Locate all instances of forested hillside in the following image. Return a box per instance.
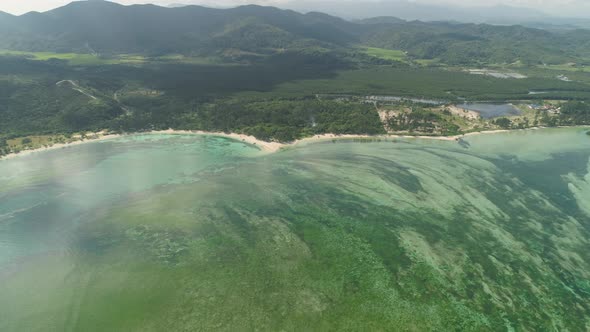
[0,1,357,55]
[0,1,589,65]
[359,21,588,65]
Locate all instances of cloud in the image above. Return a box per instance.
[0,0,71,15]
[0,0,286,14]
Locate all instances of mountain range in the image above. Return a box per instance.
[285,1,549,23]
[162,0,590,29]
[0,1,359,54]
[0,0,588,65]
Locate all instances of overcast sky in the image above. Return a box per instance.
[1,0,589,17]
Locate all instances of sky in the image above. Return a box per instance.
[1,0,589,17]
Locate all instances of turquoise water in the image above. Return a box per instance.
[0,135,258,266]
[1,129,589,331]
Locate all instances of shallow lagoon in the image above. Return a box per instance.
[1,129,589,331]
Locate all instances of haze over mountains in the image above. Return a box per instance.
[284,1,548,23]
[0,0,589,66]
[168,0,590,28]
[283,1,590,29]
[2,0,590,28]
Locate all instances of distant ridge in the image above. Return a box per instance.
[0,1,357,55]
[0,0,587,65]
[0,10,14,17]
[284,0,549,23]
[357,17,406,25]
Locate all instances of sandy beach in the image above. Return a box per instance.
[288,130,513,147]
[0,127,585,161]
[156,129,285,153]
[0,130,285,161]
[0,133,123,161]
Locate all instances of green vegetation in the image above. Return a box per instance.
[1,1,590,67]
[258,67,590,100]
[0,50,230,66]
[0,137,7,155]
[542,63,590,73]
[384,107,462,135]
[165,99,385,142]
[494,117,513,129]
[2,51,590,157]
[361,47,407,62]
[2,1,590,155]
[0,1,356,56]
[0,50,116,65]
[361,21,590,65]
[560,100,590,125]
[2,2,590,329]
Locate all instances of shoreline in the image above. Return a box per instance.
[1,126,588,161]
[0,130,285,161]
[0,133,123,161]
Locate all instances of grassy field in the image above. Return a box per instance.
[0,50,228,66]
[153,54,228,65]
[361,47,407,62]
[0,50,145,65]
[541,63,590,73]
[414,58,442,66]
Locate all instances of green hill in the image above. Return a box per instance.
[360,20,587,65]
[0,1,357,55]
[1,1,589,65]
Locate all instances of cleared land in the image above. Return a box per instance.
[361,47,407,62]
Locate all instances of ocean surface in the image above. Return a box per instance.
[1,129,589,331]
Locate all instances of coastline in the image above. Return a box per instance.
[0,129,286,161]
[1,126,588,161]
[0,133,123,161]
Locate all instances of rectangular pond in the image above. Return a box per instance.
[457,103,521,118]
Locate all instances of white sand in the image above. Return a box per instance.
[0,133,122,161]
[3,127,584,161]
[154,130,284,153]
